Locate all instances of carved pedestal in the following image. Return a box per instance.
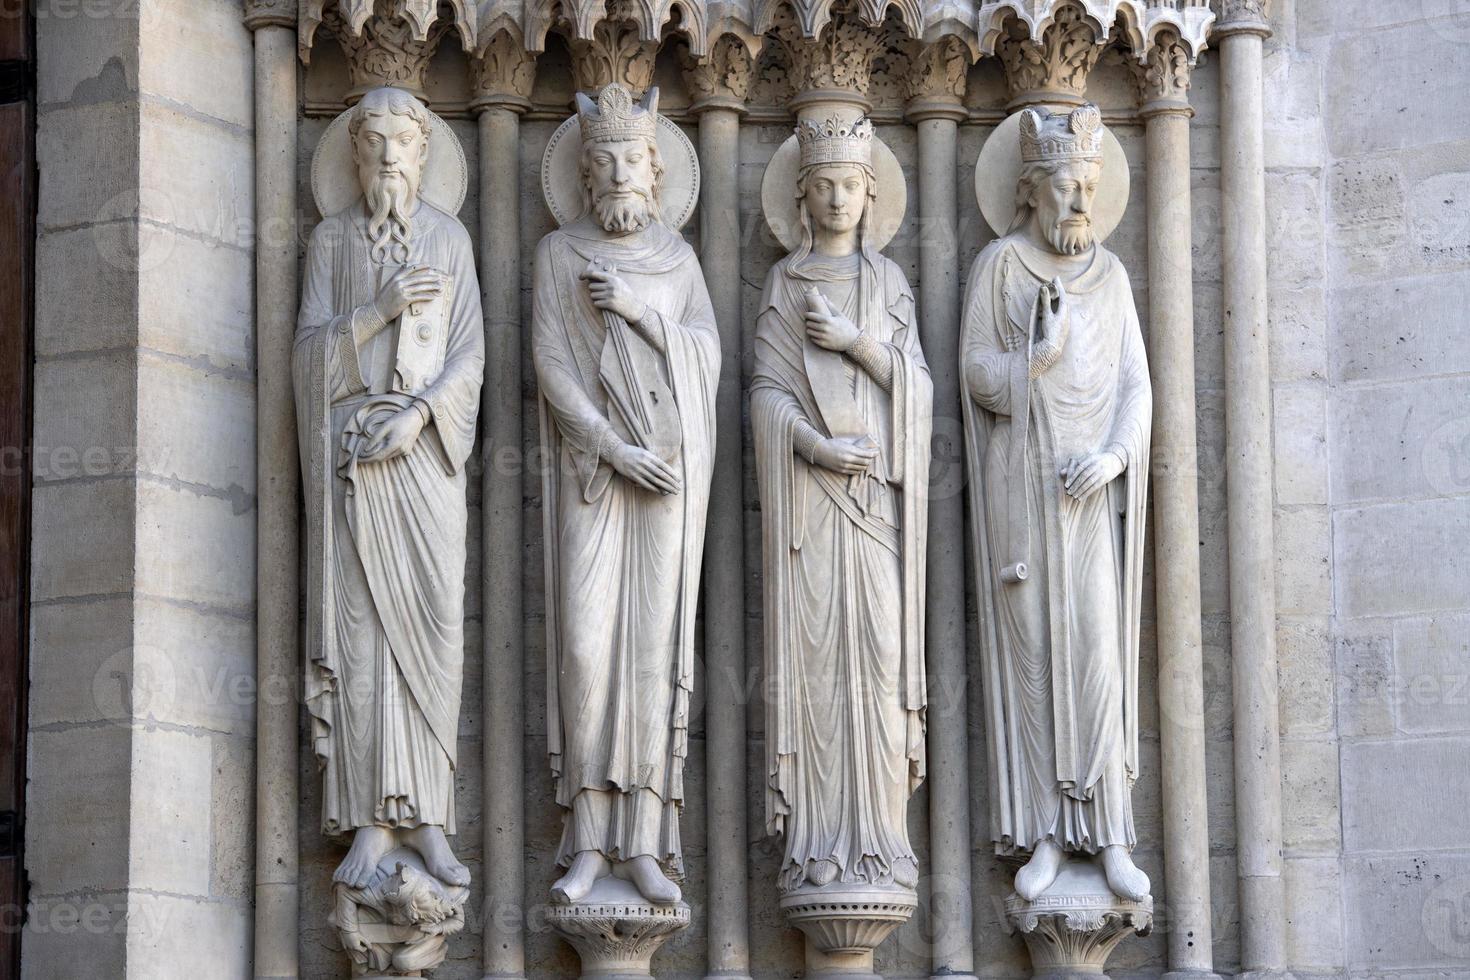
[1004,860,1152,980]
[546,877,691,979]
[329,848,469,979]
[780,885,918,980]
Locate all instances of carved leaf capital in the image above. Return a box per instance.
[568,17,659,96]
[473,29,538,106]
[1217,0,1269,27]
[1135,29,1192,109]
[903,35,970,104]
[318,0,452,94]
[680,35,754,108]
[770,6,886,100]
[243,0,295,31]
[995,2,1104,103]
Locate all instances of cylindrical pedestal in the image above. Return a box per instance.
[781,886,917,980]
[547,879,691,980]
[1004,861,1152,980]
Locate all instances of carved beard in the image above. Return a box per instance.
[592,188,656,234]
[1046,216,1094,256]
[366,173,413,264]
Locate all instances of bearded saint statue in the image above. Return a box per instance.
[294,86,482,892]
[961,103,1152,903]
[532,84,719,906]
[752,116,932,898]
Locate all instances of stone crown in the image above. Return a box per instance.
[1019,103,1103,163]
[797,116,875,170]
[576,84,659,144]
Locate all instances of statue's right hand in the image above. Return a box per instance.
[1037,277,1068,346]
[374,265,443,322]
[812,436,879,476]
[610,442,682,495]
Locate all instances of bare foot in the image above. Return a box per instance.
[1014,839,1064,901]
[334,825,396,889]
[551,850,609,904]
[405,824,470,887]
[1101,844,1150,901]
[622,855,681,905]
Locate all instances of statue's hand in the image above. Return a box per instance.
[358,406,426,463]
[610,442,682,495]
[805,307,862,352]
[1061,448,1125,499]
[582,267,647,323]
[1037,277,1068,349]
[374,265,444,323]
[812,436,880,476]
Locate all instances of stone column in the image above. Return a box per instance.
[246,2,300,976]
[902,37,976,980]
[681,36,755,980]
[1133,31,1221,980]
[1215,2,1287,975]
[472,30,536,980]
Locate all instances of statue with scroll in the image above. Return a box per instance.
[532,83,718,913]
[961,103,1152,907]
[752,115,931,937]
[294,86,481,974]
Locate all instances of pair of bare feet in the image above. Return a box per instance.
[1013,840,1150,903]
[333,824,471,891]
[551,850,682,906]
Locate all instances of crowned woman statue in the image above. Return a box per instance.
[752,115,932,917]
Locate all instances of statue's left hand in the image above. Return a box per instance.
[582,266,647,323]
[358,407,426,463]
[1061,449,1125,500]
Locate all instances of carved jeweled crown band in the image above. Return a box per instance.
[1019,103,1103,164]
[796,115,875,170]
[575,84,659,144]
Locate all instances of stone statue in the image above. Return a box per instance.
[960,103,1152,909]
[294,86,481,972]
[752,114,931,973]
[533,83,719,913]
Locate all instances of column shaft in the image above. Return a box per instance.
[252,21,300,980]
[1218,26,1287,974]
[479,105,527,980]
[1142,104,1217,977]
[913,112,975,980]
[696,104,752,980]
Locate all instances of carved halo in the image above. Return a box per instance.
[974,108,1129,241]
[311,93,468,218]
[540,112,701,231]
[760,132,907,253]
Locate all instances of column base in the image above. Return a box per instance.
[930,973,980,980]
[1004,859,1152,980]
[1161,972,1224,980]
[545,877,690,980]
[780,883,917,979]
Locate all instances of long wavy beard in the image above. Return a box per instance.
[592,191,655,234]
[366,175,412,264]
[1046,217,1094,256]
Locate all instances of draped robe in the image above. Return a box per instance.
[752,249,931,893]
[533,219,719,876]
[960,234,1151,856]
[294,199,484,836]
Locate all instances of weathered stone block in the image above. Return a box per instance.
[136,351,254,496]
[1392,614,1470,736]
[1283,855,1344,971]
[133,596,254,735]
[1331,269,1470,383]
[1274,505,1330,617]
[1281,738,1341,854]
[136,100,252,250]
[25,727,132,897]
[125,892,251,980]
[1325,21,1470,157]
[134,478,253,614]
[138,0,253,129]
[1334,618,1396,740]
[1334,498,1470,619]
[1342,736,1470,852]
[137,229,254,371]
[1343,852,1470,971]
[1268,284,1327,383]
[30,479,134,601]
[36,99,140,232]
[1278,616,1334,737]
[128,727,213,896]
[1329,374,1470,504]
[1273,383,1328,506]
[31,351,136,482]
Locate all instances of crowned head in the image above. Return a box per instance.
[794,115,878,249]
[349,87,433,263]
[576,84,664,234]
[1012,103,1104,256]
